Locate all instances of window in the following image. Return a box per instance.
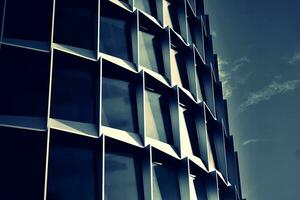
[139,29,164,75]
[0,46,50,118]
[0,0,4,36]
[3,0,52,42]
[54,0,97,50]
[50,51,99,124]
[47,130,100,200]
[189,175,208,200]
[145,89,173,144]
[100,5,133,61]
[134,0,157,18]
[170,47,189,90]
[187,16,195,45]
[152,162,180,200]
[102,76,138,133]
[105,152,144,200]
[0,127,46,200]
[162,0,180,34]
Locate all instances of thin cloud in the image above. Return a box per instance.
[242,139,273,146]
[232,56,250,71]
[288,51,300,64]
[218,58,232,98]
[211,31,217,38]
[239,79,300,112]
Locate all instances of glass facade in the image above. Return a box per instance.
[145,89,173,144]
[0,0,245,199]
[102,76,138,133]
[100,10,133,61]
[153,162,181,200]
[105,152,144,200]
[139,29,164,75]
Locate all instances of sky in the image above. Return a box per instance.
[204,0,300,199]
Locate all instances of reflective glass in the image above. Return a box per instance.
[139,30,163,74]
[145,90,172,143]
[51,52,98,124]
[163,0,180,34]
[152,163,180,200]
[105,153,143,200]
[135,0,157,18]
[47,131,99,200]
[102,77,138,133]
[170,48,189,89]
[100,16,132,61]
[0,127,46,200]
[0,46,50,118]
[54,0,97,49]
[3,0,52,42]
[190,175,207,200]
[195,70,204,101]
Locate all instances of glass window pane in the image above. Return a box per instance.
[190,175,207,200]
[139,30,163,75]
[105,153,144,200]
[153,163,180,200]
[4,0,52,42]
[145,90,172,144]
[54,0,97,50]
[195,70,204,101]
[50,51,98,124]
[163,0,180,34]
[100,15,132,61]
[102,76,138,133]
[179,107,193,155]
[135,0,157,18]
[0,46,50,118]
[170,48,189,90]
[47,131,99,200]
[0,127,46,200]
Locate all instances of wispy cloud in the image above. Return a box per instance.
[211,30,217,38]
[218,58,232,99]
[232,56,250,71]
[218,56,250,99]
[242,139,273,146]
[288,51,300,64]
[239,79,300,112]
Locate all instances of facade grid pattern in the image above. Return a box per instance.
[0,0,245,199]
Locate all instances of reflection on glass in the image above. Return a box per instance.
[105,153,143,200]
[187,18,195,45]
[135,0,157,18]
[0,46,49,118]
[162,0,180,33]
[102,77,138,133]
[190,175,207,200]
[139,30,163,74]
[179,106,193,155]
[153,163,180,200]
[51,52,98,124]
[100,16,132,61]
[195,71,204,101]
[54,0,97,49]
[0,127,46,200]
[47,133,98,200]
[170,48,189,90]
[145,90,172,143]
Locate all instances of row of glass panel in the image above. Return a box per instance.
[0,126,237,200]
[0,45,222,173]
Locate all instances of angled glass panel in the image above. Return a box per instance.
[105,152,144,200]
[0,0,4,36]
[152,162,180,200]
[3,0,52,42]
[195,67,204,101]
[145,89,173,144]
[190,175,208,200]
[100,7,133,61]
[0,46,50,118]
[134,0,157,18]
[170,47,189,90]
[47,130,100,200]
[187,15,195,45]
[50,51,99,124]
[54,0,97,50]
[102,76,138,133]
[139,29,164,75]
[162,0,180,34]
[0,127,46,200]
